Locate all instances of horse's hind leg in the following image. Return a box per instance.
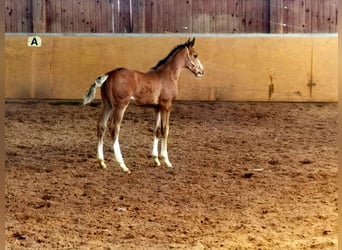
[160,107,172,168]
[110,104,130,173]
[152,108,161,166]
[97,101,113,169]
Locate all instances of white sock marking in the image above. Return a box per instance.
[113,138,129,172]
[114,138,124,164]
[98,140,104,161]
[161,138,172,167]
[152,136,159,157]
[152,111,161,166]
[152,136,161,166]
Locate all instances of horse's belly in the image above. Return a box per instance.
[132,93,159,106]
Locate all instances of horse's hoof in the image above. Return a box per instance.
[152,156,161,167]
[166,164,173,168]
[163,158,172,168]
[99,160,107,169]
[119,162,130,173]
[122,167,131,174]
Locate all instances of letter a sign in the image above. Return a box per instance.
[28,36,42,47]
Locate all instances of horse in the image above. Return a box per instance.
[83,38,204,173]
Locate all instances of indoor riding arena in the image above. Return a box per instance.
[5,1,338,249]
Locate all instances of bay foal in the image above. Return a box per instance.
[83,38,204,173]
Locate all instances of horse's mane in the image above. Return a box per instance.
[151,43,187,70]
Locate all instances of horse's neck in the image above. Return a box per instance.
[157,50,185,81]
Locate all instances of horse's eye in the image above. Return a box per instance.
[193,54,198,58]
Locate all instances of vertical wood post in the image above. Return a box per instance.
[32,0,46,33]
[270,0,284,33]
[265,0,271,33]
[138,0,145,33]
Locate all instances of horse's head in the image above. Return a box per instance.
[184,38,204,78]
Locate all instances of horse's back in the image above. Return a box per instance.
[103,67,168,106]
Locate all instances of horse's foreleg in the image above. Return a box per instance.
[160,108,172,168]
[152,108,161,166]
[97,104,112,169]
[111,105,130,173]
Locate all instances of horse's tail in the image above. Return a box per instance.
[83,74,109,105]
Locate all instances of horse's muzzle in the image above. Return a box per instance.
[195,70,204,78]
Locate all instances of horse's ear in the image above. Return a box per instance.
[190,37,196,47]
[185,38,191,47]
[185,37,195,47]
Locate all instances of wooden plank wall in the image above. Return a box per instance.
[5,0,32,32]
[5,0,338,33]
[270,0,338,33]
[44,0,114,33]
